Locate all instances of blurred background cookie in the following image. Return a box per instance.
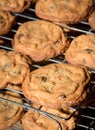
[22,106,77,130]
[0,86,24,130]
[35,0,94,24]
[0,0,31,12]
[0,49,32,89]
[0,11,15,36]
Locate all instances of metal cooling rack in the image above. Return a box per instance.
[0,3,95,130]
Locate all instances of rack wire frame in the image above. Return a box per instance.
[0,3,95,130]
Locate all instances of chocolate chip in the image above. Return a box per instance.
[18,33,24,39]
[85,48,93,54]
[11,69,21,76]
[59,94,66,99]
[41,76,47,82]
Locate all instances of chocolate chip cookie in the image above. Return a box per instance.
[0,87,24,129]
[65,34,95,69]
[22,107,77,130]
[0,49,32,89]
[13,20,69,62]
[22,63,90,109]
[35,0,94,24]
[0,11,15,36]
[0,0,31,12]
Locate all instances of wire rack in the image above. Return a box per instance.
[0,3,95,130]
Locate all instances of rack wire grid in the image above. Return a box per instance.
[0,3,95,130]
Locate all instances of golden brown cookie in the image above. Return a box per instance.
[0,49,32,89]
[22,63,90,109]
[22,107,77,130]
[65,34,95,69]
[13,20,69,62]
[0,11,15,36]
[35,0,94,24]
[0,0,31,12]
[88,10,95,30]
[0,87,24,130]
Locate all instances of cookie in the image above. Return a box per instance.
[0,0,31,12]
[0,11,15,36]
[88,10,95,30]
[22,107,77,130]
[13,20,69,62]
[35,0,94,24]
[22,63,90,109]
[0,49,32,89]
[0,86,24,130]
[65,34,95,69]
